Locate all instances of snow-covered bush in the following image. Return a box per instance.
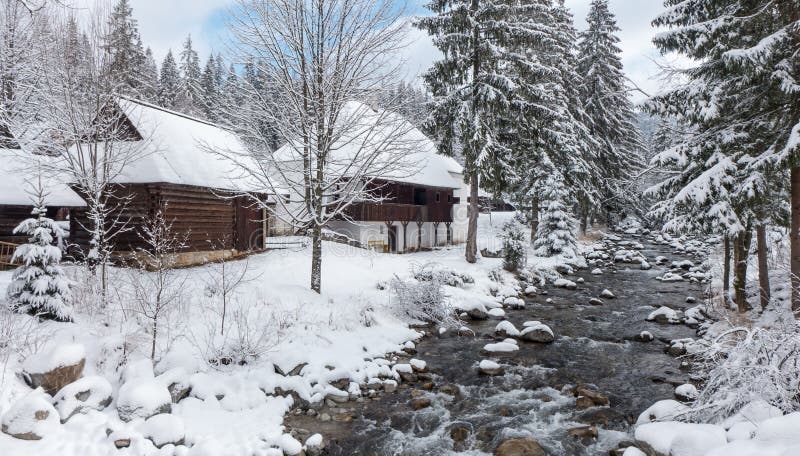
[686,325,800,423]
[6,204,73,322]
[500,220,527,272]
[412,263,474,287]
[191,298,284,368]
[391,264,459,328]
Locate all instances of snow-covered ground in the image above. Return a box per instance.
[0,212,552,455]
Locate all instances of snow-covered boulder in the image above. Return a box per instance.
[22,343,86,395]
[554,278,577,290]
[483,341,519,353]
[53,375,113,422]
[117,378,172,422]
[156,367,192,403]
[139,413,185,448]
[635,422,726,456]
[488,308,506,319]
[722,400,783,429]
[305,433,324,455]
[658,272,684,282]
[121,358,155,383]
[591,268,603,275]
[503,296,525,309]
[600,289,615,299]
[495,321,520,338]
[647,306,681,324]
[640,260,652,270]
[636,331,654,342]
[636,400,688,425]
[674,384,698,402]
[478,360,504,376]
[520,321,554,343]
[755,412,800,441]
[1,391,59,440]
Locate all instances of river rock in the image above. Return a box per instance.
[140,413,185,448]
[554,278,577,290]
[409,397,432,410]
[520,322,554,343]
[52,376,113,422]
[478,360,504,376]
[305,434,324,456]
[494,438,548,456]
[576,396,595,409]
[588,298,604,306]
[568,425,598,440]
[439,384,460,396]
[636,331,654,342]
[495,321,521,338]
[449,424,470,443]
[600,289,616,299]
[467,307,489,320]
[22,344,86,396]
[674,384,698,402]
[574,385,610,406]
[1,393,59,440]
[116,378,171,422]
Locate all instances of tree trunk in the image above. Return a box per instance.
[732,230,752,313]
[578,202,588,235]
[756,224,771,311]
[723,234,731,303]
[792,166,800,313]
[310,222,322,293]
[530,195,539,243]
[465,174,479,263]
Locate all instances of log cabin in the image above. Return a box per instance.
[70,98,287,266]
[274,100,470,253]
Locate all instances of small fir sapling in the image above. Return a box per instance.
[6,190,74,322]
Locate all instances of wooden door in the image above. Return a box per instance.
[388,225,397,253]
[234,197,261,252]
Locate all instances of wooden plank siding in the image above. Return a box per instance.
[343,180,455,223]
[0,205,70,244]
[70,183,267,254]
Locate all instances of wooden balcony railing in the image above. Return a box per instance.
[344,203,452,223]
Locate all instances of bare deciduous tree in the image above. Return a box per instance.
[223,0,418,293]
[126,205,188,359]
[31,8,152,305]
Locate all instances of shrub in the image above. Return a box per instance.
[391,263,460,328]
[501,220,527,272]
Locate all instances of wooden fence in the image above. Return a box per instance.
[0,241,19,270]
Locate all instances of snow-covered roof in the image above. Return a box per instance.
[108,98,267,193]
[274,101,463,190]
[0,150,86,207]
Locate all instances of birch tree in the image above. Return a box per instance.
[225,0,416,293]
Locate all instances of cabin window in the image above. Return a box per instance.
[413,188,427,205]
[435,192,440,203]
[447,194,452,203]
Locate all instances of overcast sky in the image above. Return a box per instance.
[129,0,667,104]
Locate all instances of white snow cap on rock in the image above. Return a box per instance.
[22,343,85,375]
[0,390,60,439]
[636,399,688,425]
[139,413,185,448]
[635,422,726,456]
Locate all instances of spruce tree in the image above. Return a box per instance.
[534,168,579,260]
[103,0,147,95]
[6,196,73,322]
[577,0,643,223]
[179,35,202,115]
[141,47,159,102]
[201,55,219,120]
[417,0,533,263]
[158,50,180,109]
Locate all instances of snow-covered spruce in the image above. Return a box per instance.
[6,205,73,322]
[533,172,579,260]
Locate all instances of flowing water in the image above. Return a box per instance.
[289,234,707,455]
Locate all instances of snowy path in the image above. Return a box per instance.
[287,233,706,455]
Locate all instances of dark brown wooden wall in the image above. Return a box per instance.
[70,183,265,254]
[1,205,67,244]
